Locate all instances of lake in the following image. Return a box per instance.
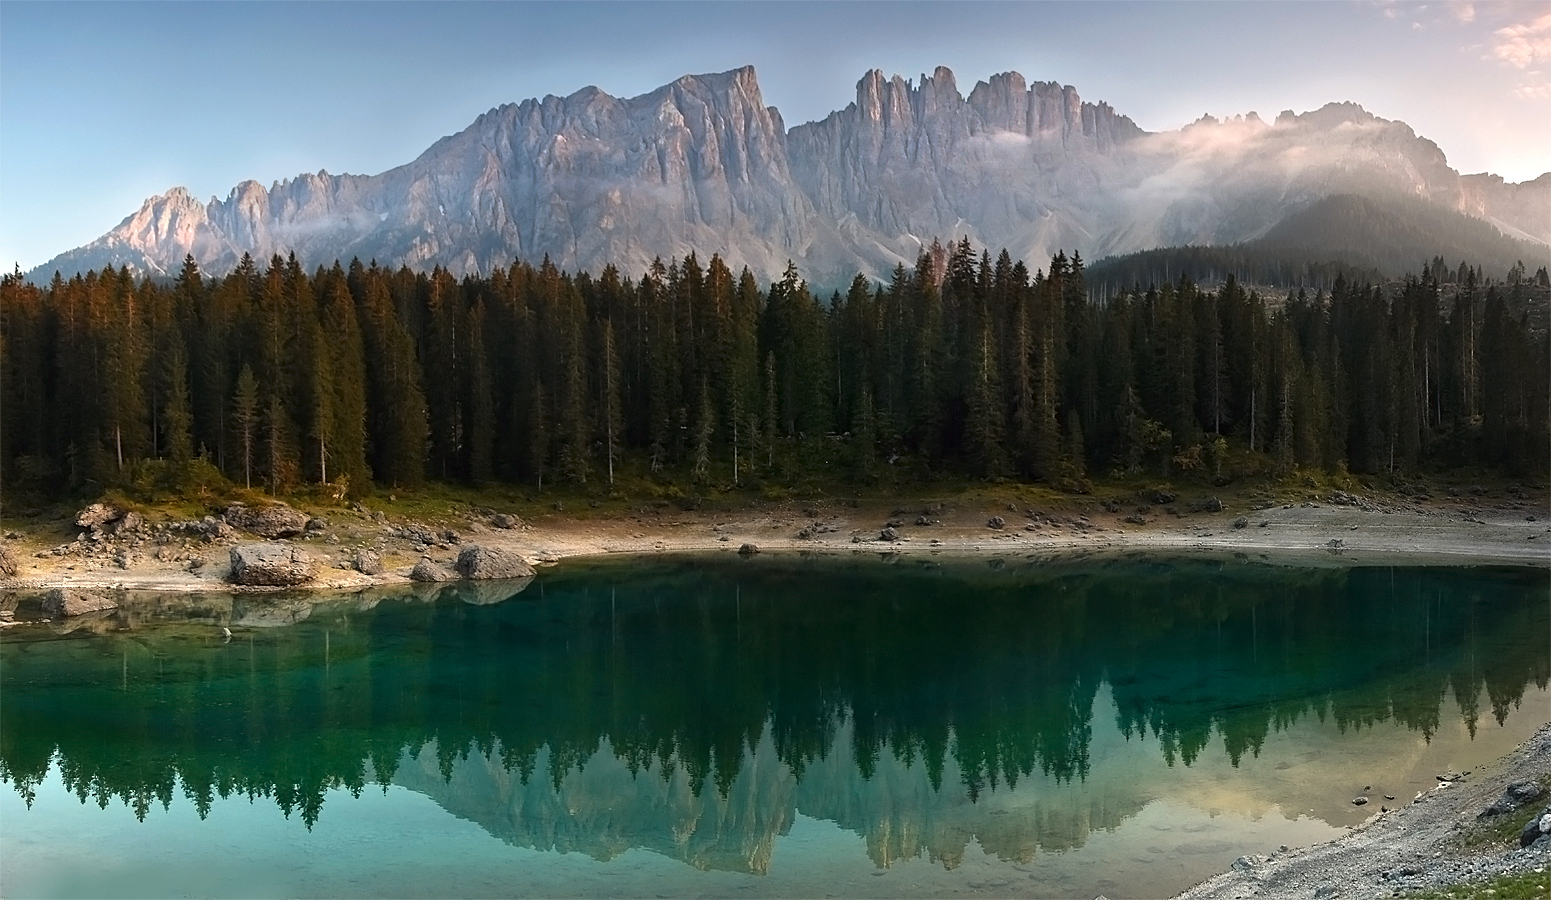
[2,554,1547,898]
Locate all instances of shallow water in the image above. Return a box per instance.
[2,555,1547,898]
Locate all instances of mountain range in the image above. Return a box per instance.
[31,65,1551,285]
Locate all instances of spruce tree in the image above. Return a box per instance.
[232,365,259,489]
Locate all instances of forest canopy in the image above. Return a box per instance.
[2,240,1546,506]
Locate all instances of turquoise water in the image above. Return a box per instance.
[2,555,1547,898]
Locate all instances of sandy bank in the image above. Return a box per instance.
[1,491,1546,605]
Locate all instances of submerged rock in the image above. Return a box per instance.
[42,588,118,617]
[229,543,316,587]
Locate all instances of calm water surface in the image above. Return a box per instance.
[2,555,1547,898]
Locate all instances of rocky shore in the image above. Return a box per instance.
[1178,723,1551,900]
[0,487,1546,611]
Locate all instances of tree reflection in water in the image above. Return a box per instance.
[2,556,1546,870]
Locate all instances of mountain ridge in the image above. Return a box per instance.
[29,65,1550,284]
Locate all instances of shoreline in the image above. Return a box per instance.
[2,491,1547,601]
[1176,721,1551,900]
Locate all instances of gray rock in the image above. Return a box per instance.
[1521,807,1551,847]
[1480,781,1546,818]
[224,503,309,538]
[454,545,534,580]
[987,516,1005,529]
[410,558,455,583]
[1233,515,1249,529]
[399,523,438,545]
[75,502,124,529]
[1203,496,1224,513]
[353,549,385,576]
[880,526,899,541]
[737,543,760,555]
[111,511,145,535]
[229,543,316,586]
[491,513,522,530]
[42,588,118,617]
[0,544,17,577]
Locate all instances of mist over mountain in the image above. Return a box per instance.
[30,66,1550,285]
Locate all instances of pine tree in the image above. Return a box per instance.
[354,264,428,488]
[599,317,623,486]
[464,300,495,485]
[691,379,714,483]
[160,341,194,463]
[232,365,259,489]
[320,266,370,493]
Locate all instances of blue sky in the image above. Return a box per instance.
[2,0,1547,270]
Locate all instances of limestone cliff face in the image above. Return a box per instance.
[31,66,1549,284]
[1456,172,1551,245]
[785,68,1146,279]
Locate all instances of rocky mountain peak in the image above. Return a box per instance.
[27,65,1550,285]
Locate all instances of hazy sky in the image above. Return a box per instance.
[3,0,1547,270]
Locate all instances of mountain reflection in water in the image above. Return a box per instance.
[2,556,1547,881]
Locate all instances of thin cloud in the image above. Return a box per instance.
[1492,10,1551,68]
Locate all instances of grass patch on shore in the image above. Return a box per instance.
[1405,869,1551,899]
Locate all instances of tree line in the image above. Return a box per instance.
[2,239,1546,503]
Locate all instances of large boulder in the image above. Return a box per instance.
[229,543,316,587]
[410,558,455,582]
[0,544,17,577]
[1521,806,1551,847]
[454,545,535,580]
[75,502,125,530]
[42,588,118,617]
[353,549,385,576]
[224,503,310,538]
[110,511,145,535]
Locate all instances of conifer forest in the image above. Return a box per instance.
[2,240,1547,505]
